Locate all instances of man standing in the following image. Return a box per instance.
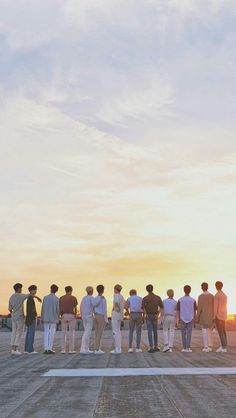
[110,284,125,354]
[93,285,108,354]
[162,289,177,353]
[125,289,143,353]
[8,283,41,355]
[59,286,78,354]
[214,281,228,353]
[197,282,214,352]
[80,286,94,354]
[41,284,60,354]
[24,285,40,354]
[177,285,197,353]
[142,284,163,353]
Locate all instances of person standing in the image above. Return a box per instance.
[162,289,177,353]
[142,284,163,353]
[24,285,40,354]
[125,289,143,353]
[177,285,197,353]
[80,286,94,354]
[110,284,125,354]
[93,285,108,354]
[59,286,78,354]
[41,284,60,354]
[8,283,41,355]
[197,282,214,352]
[214,281,228,353]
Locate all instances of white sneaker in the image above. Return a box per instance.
[61,351,66,354]
[187,348,192,353]
[163,346,170,353]
[68,351,77,354]
[28,351,38,354]
[12,350,22,355]
[110,349,121,354]
[208,347,213,352]
[169,348,173,353]
[216,346,223,353]
[94,349,105,355]
[202,347,210,352]
[128,348,133,353]
[80,349,94,354]
[222,348,227,353]
[136,348,142,353]
[181,348,187,352]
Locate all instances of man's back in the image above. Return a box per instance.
[80,295,94,320]
[214,290,227,320]
[41,294,59,323]
[142,293,163,315]
[127,295,143,312]
[8,293,28,320]
[178,296,196,323]
[197,292,214,325]
[60,294,77,315]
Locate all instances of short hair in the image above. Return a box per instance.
[28,285,37,292]
[97,284,104,294]
[201,282,208,292]
[86,286,93,294]
[13,283,23,292]
[184,285,191,294]
[114,284,122,293]
[167,289,174,298]
[146,284,153,293]
[129,289,137,296]
[65,286,72,293]
[215,281,223,290]
[51,284,59,294]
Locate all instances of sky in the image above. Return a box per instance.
[0,0,236,314]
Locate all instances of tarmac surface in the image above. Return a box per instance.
[1,329,236,418]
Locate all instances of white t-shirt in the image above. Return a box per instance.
[163,298,177,317]
[126,295,143,313]
[112,294,125,320]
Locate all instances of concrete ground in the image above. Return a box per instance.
[0,329,236,418]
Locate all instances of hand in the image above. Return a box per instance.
[35,296,42,303]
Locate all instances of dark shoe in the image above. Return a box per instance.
[154,347,160,352]
[43,350,49,354]
[47,350,55,354]
[148,348,155,353]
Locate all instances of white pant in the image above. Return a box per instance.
[44,322,56,350]
[202,328,213,348]
[112,318,122,350]
[11,318,25,348]
[163,315,176,348]
[81,317,93,350]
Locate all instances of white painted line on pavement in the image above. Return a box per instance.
[42,367,236,377]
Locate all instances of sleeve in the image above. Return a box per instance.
[41,298,45,322]
[26,297,34,325]
[177,300,180,312]
[141,297,146,310]
[80,299,83,318]
[104,299,108,322]
[56,299,60,319]
[8,298,13,311]
[159,297,164,309]
[214,295,218,318]
[197,296,201,321]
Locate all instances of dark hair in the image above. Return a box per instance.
[184,285,191,295]
[51,284,59,294]
[13,283,23,292]
[201,282,208,292]
[146,284,153,293]
[97,284,104,294]
[215,281,223,291]
[65,286,72,293]
[28,285,37,292]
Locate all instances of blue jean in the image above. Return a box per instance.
[129,313,142,349]
[180,320,193,349]
[146,314,158,348]
[25,321,36,353]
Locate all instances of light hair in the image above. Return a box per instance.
[86,286,93,295]
[167,289,174,298]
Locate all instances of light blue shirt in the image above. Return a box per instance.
[80,295,94,320]
[41,293,60,323]
[93,296,108,322]
[126,295,143,313]
[163,298,177,317]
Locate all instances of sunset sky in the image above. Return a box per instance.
[0,0,236,314]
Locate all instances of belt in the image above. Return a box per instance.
[130,311,142,314]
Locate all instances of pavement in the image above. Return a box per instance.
[0,329,236,418]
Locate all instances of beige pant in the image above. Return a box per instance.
[61,314,77,352]
[81,317,93,350]
[202,328,213,348]
[112,317,122,350]
[94,314,106,350]
[11,318,25,348]
[163,315,176,348]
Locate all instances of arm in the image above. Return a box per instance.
[196,297,201,323]
[176,301,180,325]
[214,295,218,319]
[194,301,197,327]
[104,299,108,323]
[92,296,101,308]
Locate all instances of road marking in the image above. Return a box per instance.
[42,367,236,377]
